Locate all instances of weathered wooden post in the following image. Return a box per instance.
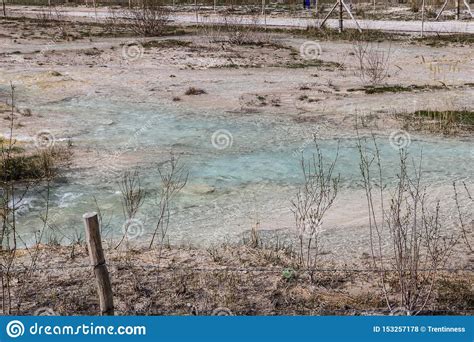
[339,0,343,32]
[195,0,198,24]
[93,0,97,22]
[421,0,425,37]
[83,212,114,316]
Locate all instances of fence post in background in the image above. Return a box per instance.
[83,212,114,316]
[456,0,460,19]
[339,0,343,32]
[2,0,6,18]
[421,0,425,37]
[93,0,97,21]
[264,0,267,29]
[195,0,198,24]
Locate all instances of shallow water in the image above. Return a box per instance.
[9,91,474,250]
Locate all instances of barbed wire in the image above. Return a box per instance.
[6,263,473,273]
[109,308,474,315]
[5,307,474,316]
[2,264,472,316]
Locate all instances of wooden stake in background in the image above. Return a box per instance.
[320,0,362,33]
[83,212,114,316]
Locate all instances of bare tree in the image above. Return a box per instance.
[291,139,340,280]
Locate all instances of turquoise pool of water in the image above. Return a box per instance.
[9,93,474,248]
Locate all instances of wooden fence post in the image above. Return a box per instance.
[83,212,114,316]
[338,0,343,32]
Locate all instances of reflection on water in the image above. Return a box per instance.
[13,96,474,249]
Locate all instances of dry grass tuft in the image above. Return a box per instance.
[185,87,207,96]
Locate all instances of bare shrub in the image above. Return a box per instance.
[122,0,170,37]
[291,139,340,280]
[115,170,146,249]
[1,84,70,313]
[149,155,188,253]
[202,12,273,46]
[199,16,225,43]
[352,41,391,86]
[104,7,123,33]
[454,182,473,253]
[36,7,53,23]
[357,134,461,314]
[35,6,71,38]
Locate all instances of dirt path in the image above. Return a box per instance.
[6,5,474,34]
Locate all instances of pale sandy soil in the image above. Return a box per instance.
[4,244,473,315]
[1,17,473,139]
[0,14,473,316]
[0,17,473,254]
[0,19,472,221]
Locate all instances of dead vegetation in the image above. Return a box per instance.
[352,40,392,86]
[291,140,340,281]
[1,84,72,314]
[396,109,474,135]
[356,133,470,314]
[3,242,473,316]
[200,12,274,46]
[121,0,170,37]
[185,87,207,95]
